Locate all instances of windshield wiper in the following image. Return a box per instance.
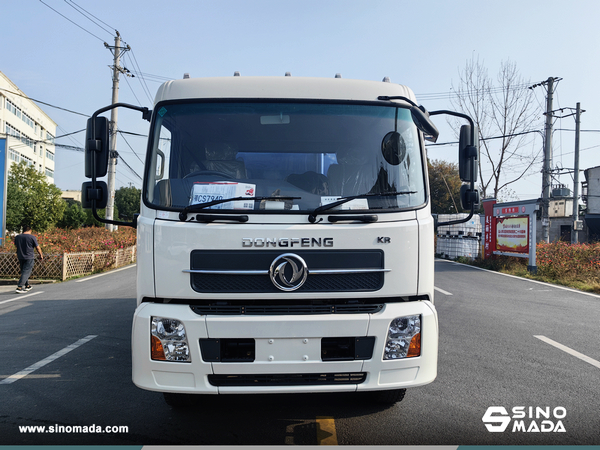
[179,196,301,221]
[328,215,378,223]
[308,191,416,223]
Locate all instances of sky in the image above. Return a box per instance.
[2,0,599,202]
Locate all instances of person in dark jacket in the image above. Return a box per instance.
[14,225,44,294]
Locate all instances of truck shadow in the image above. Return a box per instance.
[159,392,399,445]
[168,390,395,417]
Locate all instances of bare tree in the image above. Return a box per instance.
[451,56,541,199]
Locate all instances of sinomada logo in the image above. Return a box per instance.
[482,406,567,433]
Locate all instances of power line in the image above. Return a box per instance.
[117,130,148,138]
[117,130,145,165]
[63,0,114,37]
[69,1,115,34]
[416,82,533,102]
[117,154,142,180]
[556,128,600,133]
[0,87,89,117]
[41,1,153,113]
[427,129,543,147]
[124,51,154,103]
[56,124,85,155]
[126,70,173,83]
[56,129,85,139]
[38,0,105,42]
[122,73,144,106]
[116,173,141,188]
[54,143,84,152]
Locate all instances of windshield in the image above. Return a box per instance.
[144,102,426,213]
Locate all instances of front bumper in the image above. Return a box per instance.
[132,300,438,394]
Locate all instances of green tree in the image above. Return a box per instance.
[6,161,65,232]
[428,159,462,214]
[115,185,141,221]
[6,176,25,232]
[57,200,87,229]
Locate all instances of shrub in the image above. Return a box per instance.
[536,241,600,286]
[4,227,137,255]
[472,241,600,293]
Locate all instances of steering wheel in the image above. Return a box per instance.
[183,170,233,179]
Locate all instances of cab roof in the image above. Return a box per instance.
[154,76,417,105]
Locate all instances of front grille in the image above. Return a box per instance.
[192,272,382,293]
[208,372,367,387]
[189,249,385,293]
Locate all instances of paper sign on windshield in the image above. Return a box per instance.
[320,196,369,210]
[191,182,256,210]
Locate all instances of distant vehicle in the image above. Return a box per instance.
[82,74,479,406]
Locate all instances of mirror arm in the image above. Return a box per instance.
[90,103,151,122]
[435,210,474,228]
[91,210,138,229]
[377,95,418,107]
[87,102,150,229]
[378,96,441,142]
[429,110,476,145]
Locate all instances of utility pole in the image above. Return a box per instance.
[572,102,582,244]
[541,77,555,243]
[540,101,584,244]
[530,77,561,242]
[104,31,130,231]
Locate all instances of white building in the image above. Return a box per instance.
[0,70,56,183]
[61,189,82,203]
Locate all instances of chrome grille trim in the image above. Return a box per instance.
[183,268,390,275]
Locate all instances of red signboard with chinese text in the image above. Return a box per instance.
[495,217,529,253]
[483,199,497,259]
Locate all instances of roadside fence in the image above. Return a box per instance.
[0,246,136,281]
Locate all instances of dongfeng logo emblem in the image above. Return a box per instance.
[269,253,308,291]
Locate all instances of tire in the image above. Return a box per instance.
[163,392,195,408]
[369,388,406,405]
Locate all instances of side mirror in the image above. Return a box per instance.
[410,106,439,143]
[84,116,110,178]
[458,124,479,183]
[81,181,108,209]
[460,184,480,211]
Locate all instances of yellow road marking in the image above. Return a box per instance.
[316,416,338,445]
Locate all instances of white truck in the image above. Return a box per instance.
[82,74,479,406]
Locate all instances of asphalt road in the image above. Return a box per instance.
[0,260,598,445]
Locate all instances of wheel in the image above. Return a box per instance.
[163,392,195,408]
[369,388,406,405]
[183,170,232,179]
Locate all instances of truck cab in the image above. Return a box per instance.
[82,75,478,406]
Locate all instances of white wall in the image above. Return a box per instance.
[0,70,57,184]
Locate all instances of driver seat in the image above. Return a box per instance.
[203,142,247,179]
[327,147,376,196]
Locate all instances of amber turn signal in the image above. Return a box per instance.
[407,332,421,358]
[151,335,167,360]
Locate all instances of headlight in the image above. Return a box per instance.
[384,315,421,360]
[151,317,191,362]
